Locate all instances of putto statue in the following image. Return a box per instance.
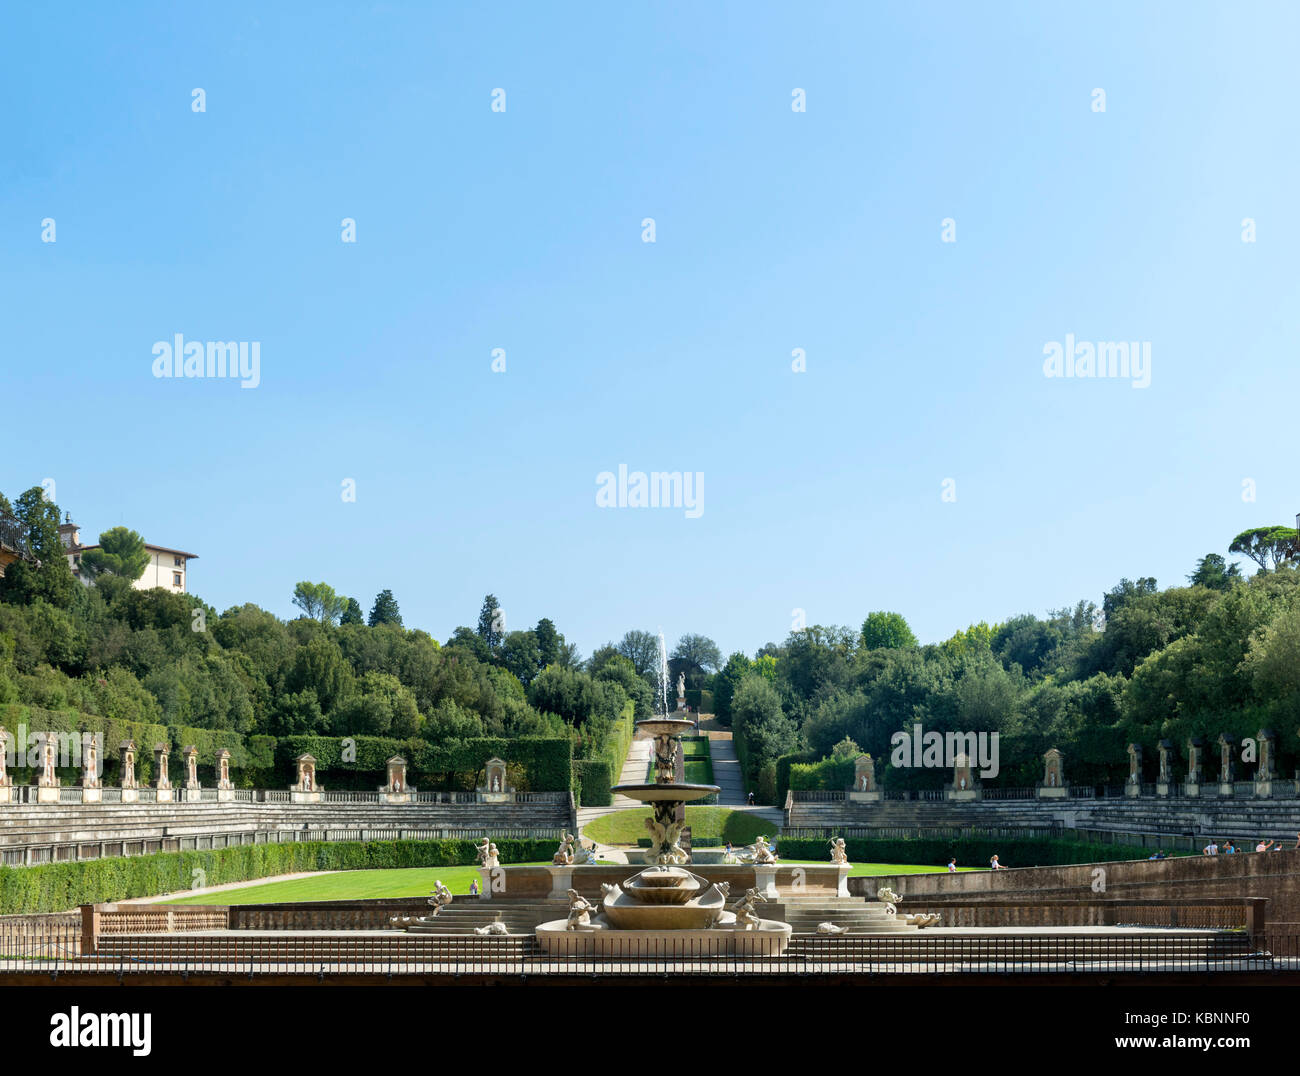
[552,832,575,865]
[730,887,767,930]
[828,837,850,865]
[565,889,596,931]
[653,734,678,783]
[877,886,901,916]
[474,913,509,936]
[426,880,453,915]
[752,835,777,864]
[816,921,849,935]
[475,838,500,869]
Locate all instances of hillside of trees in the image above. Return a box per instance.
[3,484,1296,803]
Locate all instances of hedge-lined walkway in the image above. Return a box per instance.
[576,736,651,830]
[699,716,783,826]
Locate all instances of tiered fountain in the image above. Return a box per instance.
[535,662,792,955]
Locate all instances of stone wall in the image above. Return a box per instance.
[853,849,1300,928]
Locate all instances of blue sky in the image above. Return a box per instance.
[3,2,1298,659]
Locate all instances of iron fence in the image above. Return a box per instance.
[2,924,1295,978]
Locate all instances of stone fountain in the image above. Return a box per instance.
[535,713,792,954]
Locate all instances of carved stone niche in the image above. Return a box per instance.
[477,757,511,804]
[849,754,879,802]
[1038,748,1066,798]
[290,753,323,803]
[379,755,416,803]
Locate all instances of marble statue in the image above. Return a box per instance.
[877,886,901,916]
[730,887,767,930]
[426,880,453,914]
[475,838,499,869]
[552,832,575,865]
[653,735,677,782]
[565,889,596,930]
[816,922,849,935]
[676,672,686,699]
[752,835,776,864]
[828,837,849,865]
[474,913,509,936]
[902,913,942,928]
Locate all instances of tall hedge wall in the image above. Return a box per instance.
[0,838,556,914]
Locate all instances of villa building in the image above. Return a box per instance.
[59,515,197,593]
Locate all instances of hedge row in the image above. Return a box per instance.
[788,756,855,792]
[774,750,819,805]
[0,838,557,914]
[774,836,1160,868]
[572,701,635,807]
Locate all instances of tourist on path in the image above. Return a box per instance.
[989,854,1005,870]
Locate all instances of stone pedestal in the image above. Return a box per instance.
[182,788,202,803]
[1218,782,1233,798]
[1183,780,1201,798]
[216,788,234,802]
[476,791,510,805]
[81,787,102,803]
[35,785,59,804]
[155,788,174,803]
[290,790,322,804]
[546,865,573,901]
[1125,781,1141,798]
[0,786,12,804]
[477,866,495,900]
[848,789,881,803]
[835,863,851,898]
[945,788,979,802]
[1254,780,1272,799]
[379,791,413,804]
[120,788,139,803]
[753,863,779,900]
[1037,785,1067,799]
[1155,782,1170,798]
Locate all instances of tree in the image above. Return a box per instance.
[499,630,542,686]
[0,487,76,608]
[80,526,150,581]
[368,589,402,627]
[1188,553,1241,591]
[669,633,722,690]
[339,597,364,625]
[616,629,660,678]
[1229,526,1299,573]
[712,652,752,724]
[291,581,345,624]
[860,611,918,651]
[534,618,560,667]
[477,594,504,653]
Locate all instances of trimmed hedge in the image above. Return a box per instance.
[775,837,1161,868]
[788,756,854,793]
[0,838,556,914]
[573,701,635,807]
[774,750,818,805]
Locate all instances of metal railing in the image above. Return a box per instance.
[3,925,1294,978]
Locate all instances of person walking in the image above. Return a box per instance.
[947,858,957,873]
[989,854,1005,870]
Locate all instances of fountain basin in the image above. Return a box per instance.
[535,915,791,956]
[635,718,697,738]
[610,782,719,802]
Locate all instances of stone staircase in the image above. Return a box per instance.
[769,896,918,934]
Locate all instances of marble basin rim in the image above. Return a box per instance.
[610,782,720,802]
[635,719,697,737]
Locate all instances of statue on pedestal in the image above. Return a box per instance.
[828,837,850,865]
[730,888,766,930]
[565,889,596,930]
[552,832,575,865]
[752,835,776,864]
[426,880,453,915]
[475,838,499,869]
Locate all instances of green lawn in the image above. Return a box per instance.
[160,858,968,905]
[161,864,553,905]
[583,806,777,846]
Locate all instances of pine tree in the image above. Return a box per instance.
[368,589,402,627]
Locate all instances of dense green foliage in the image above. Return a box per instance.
[730,554,1300,802]
[0,838,556,913]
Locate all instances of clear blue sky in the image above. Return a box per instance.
[3,2,1298,659]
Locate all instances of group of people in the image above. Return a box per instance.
[1202,833,1300,855]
